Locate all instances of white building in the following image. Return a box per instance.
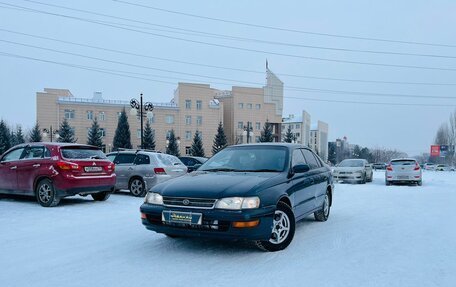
[282,110,311,146]
[310,121,329,162]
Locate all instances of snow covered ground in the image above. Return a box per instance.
[1,171,455,287]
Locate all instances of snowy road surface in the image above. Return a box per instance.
[1,171,455,287]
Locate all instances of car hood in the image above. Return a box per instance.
[152,171,282,198]
[333,167,364,173]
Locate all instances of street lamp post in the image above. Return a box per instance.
[130,93,154,149]
[42,126,59,142]
[243,122,253,144]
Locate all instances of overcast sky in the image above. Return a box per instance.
[1,0,456,156]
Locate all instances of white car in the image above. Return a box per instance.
[333,159,373,184]
[386,158,422,186]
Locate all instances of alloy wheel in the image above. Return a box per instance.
[38,183,52,203]
[269,210,291,245]
[130,179,144,196]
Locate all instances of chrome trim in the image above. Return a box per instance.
[163,196,217,210]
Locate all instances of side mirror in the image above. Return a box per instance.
[292,164,310,173]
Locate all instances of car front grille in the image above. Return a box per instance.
[145,214,229,232]
[163,196,217,209]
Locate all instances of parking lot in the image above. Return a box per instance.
[1,171,455,287]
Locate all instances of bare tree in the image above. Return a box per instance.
[434,123,450,145]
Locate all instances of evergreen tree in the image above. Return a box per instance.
[190,131,205,157]
[283,125,294,143]
[15,126,25,145]
[0,120,11,154]
[113,107,132,150]
[10,130,17,147]
[58,118,76,143]
[166,129,180,156]
[87,118,103,147]
[143,121,156,150]
[212,121,227,155]
[259,120,274,142]
[353,145,362,158]
[28,122,42,143]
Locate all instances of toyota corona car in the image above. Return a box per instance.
[0,143,116,207]
[332,159,373,184]
[140,143,334,252]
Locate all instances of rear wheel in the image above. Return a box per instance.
[385,180,392,186]
[368,172,373,182]
[36,179,60,207]
[417,180,422,186]
[129,178,146,197]
[255,202,295,252]
[91,191,110,201]
[314,191,331,222]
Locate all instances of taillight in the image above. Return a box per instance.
[154,167,166,175]
[56,161,80,171]
[386,165,393,171]
[414,163,421,171]
[104,163,115,173]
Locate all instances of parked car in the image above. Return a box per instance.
[140,143,334,252]
[178,156,208,172]
[332,159,373,183]
[373,163,386,170]
[386,158,422,186]
[435,164,454,171]
[0,143,116,207]
[424,163,435,171]
[106,150,187,197]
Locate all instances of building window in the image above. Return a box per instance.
[98,112,105,121]
[255,104,261,110]
[87,111,93,120]
[196,116,202,126]
[185,146,191,155]
[166,130,172,140]
[247,103,252,109]
[238,121,243,129]
[137,129,141,139]
[100,128,105,137]
[238,103,244,109]
[290,124,294,129]
[165,115,174,124]
[296,124,301,129]
[256,122,261,130]
[185,116,192,125]
[185,100,191,109]
[196,100,202,110]
[64,109,75,119]
[255,136,260,143]
[185,131,192,140]
[147,116,155,124]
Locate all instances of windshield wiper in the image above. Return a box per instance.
[239,169,280,172]
[200,168,242,172]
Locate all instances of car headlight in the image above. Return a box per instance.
[215,197,260,210]
[145,192,163,205]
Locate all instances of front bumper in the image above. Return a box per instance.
[140,203,275,241]
[333,173,363,182]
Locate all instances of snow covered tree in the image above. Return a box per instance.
[58,118,76,143]
[0,120,11,154]
[28,122,42,143]
[190,131,205,157]
[260,120,274,142]
[212,121,227,155]
[283,125,294,143]
[113,107,132,150]
[143,121,155,150]
[87,118,103,148]
[166,129,180,156]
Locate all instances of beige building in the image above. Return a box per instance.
[36,68,284,155]
[310,121,329,162]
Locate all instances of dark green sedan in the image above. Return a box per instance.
[140,143,334,251]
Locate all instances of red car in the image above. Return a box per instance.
[0,143,116,207]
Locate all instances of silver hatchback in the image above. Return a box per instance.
[386,158,422,186]
[106,150,187,196]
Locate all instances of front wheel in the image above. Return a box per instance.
[129,178,146,197]
[36,179,61,207]
[314,191,331,222]
[91,191,110,201]
[255,202,295,252]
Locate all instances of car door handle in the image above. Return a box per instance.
[10,166,17,170]
[33,164,41,168]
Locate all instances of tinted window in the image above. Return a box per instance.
[1,148,24,162]
[302,149,320,169]
[179,157,190,165]
[22,146,45,159]
[106,154,116,162]
[114,154,136,164]
[292,149,306,166]
[134,154,150,165]
[61,148,106,160]
[391,160,416,166]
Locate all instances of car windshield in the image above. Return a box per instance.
[391,160,416,165]
[338,159,364,167]
[61,147,106,159]
[200,146,287,172]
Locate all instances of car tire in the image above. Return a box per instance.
[385,180,391,186]
[359,174,366,184]
[91,191,110,201]
[314,190,331,222]
[255,201,295,252]
[36,179,61,207]
[368,172,373,182]
[417,180,422,186]
[129,177,147,197]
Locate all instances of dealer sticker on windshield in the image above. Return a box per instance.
[162,211,202,225]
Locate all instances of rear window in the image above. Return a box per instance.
[391,160,416,165]
[61,147,106,160]
[155,154,183,166]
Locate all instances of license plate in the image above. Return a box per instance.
[162,211,202,225]
[84,166,102,172]
[397,176,408,179]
